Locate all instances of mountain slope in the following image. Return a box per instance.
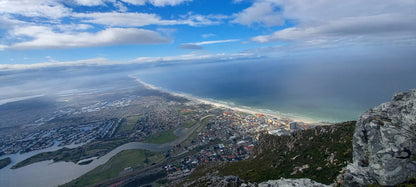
[182,121,355,186]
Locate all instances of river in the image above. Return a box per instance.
[0,125,198,187]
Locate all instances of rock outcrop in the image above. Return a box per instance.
[180,171,253,187]
[343,89,416,186]
[258,178,330,187]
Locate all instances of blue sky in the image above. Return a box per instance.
[0,0,415,69]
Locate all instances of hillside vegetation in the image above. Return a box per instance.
[185,121,356,185]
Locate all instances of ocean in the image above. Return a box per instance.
[132,55,416,122]
[0,52,415,186]
[1,52,415,123]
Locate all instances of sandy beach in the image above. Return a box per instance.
[133,77,320,124]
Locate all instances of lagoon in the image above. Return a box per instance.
[0,126,196,187]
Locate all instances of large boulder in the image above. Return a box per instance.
[344,89,416,186]
[258,178,330,187]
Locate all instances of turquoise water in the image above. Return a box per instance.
[133,57,416,122]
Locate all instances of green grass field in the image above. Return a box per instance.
[181,115,214,147]
[182,119,197,128]
[62,149,164,187]
[142,129,177,144]
[116,115,142,134]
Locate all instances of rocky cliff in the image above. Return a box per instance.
[258,178,330,187]
[343,89,416,186]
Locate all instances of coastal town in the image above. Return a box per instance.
[162,109,309,181]
[0,119,119,156]
[0,79,315,187]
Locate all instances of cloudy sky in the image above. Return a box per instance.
[0,0,415,69]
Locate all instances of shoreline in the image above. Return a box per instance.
[133,77,322,124]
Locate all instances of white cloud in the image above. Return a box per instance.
[0,0,71,19]
[72,0,126,11]
[75,12,225,27]
[120,0,146,5]
[0,16,26,29]
[7,27,171,49]
[273,0,416,23]
[157,28,177,37]
[74,0,192,7]
[75,12,172,27]
[146,0,192,7]
[0,44,7,51]
[236,0,415,26]
[0,58,115,70]
[0,52,258,71]
[132,52,256,63]
[0,1,226,51]
[243,0,416,45]
[181,13,228,26]
[193,39,240,45]
[0,0,192,21]
[178,39,240,49]
[74,0,105,6]
[56,24,93,32]
[0,2,225,50]
[114,1,128,12]
[252,14,416,44]
[232,1,284,26]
